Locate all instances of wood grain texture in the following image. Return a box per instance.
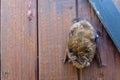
[38,0,78,80]
[81,0,120,80]
[0,0,1,80]
[1,0,37,80]
[38,0,120,80]
[1,0,120,80]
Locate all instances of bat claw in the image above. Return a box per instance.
[63,58,67,63]
[99,63,107,67]
[68,59,72,63]
[101,63,107,67]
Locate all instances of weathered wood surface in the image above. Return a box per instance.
[0,0,1,80]
[38,0,120,80]
[1,0,120,80]
[1,0,38,80]
[38,0,78,80]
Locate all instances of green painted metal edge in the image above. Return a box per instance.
[88,0,120,52]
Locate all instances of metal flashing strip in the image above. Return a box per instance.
[89,0,120,52]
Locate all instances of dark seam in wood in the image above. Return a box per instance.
[36,0,39,80]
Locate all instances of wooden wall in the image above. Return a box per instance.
[1,0,120,80]
[1,0,37,80]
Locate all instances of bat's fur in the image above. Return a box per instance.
[65,20,96,69]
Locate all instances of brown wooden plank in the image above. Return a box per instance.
[78,0,103,80]
[78,0,119,80]
[38,0,120,80]
[88,0,119,80]
[89,0,120,80]
[0,0,1,80]
[115,48,120,80]
[77,0,120,80]
[38,0,78,80]
[1,0,37,80]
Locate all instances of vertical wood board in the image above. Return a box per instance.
[38,0,78,80]
[1,0,37,80]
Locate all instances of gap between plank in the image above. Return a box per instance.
[36,0,39,80]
